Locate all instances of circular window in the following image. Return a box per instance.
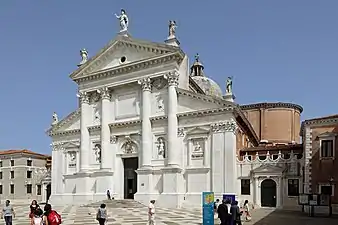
[120,56,127,63]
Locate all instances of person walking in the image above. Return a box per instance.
[230,201,242,225]
[1,200,15,225]
[42,204,61,225]
[242,200,251,221]
[148,200,156,225]
[96,203,107,225]
[217,199,231,225]
[29,200,40,225]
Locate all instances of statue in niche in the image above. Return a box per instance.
[123,136,135,154]
[168,20,177,38]
[225,76,233,94]
[93,102,101,122]
[155,95,164,112]
[157,138,166,158]
[51,112,58,125]
[192,140,204,158]
[69,152,76,162]
[114,9,129,32]
[93,144,101,163]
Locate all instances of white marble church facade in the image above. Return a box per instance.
[47,14,304,208]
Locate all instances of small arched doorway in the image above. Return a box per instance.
[261,179,277,207]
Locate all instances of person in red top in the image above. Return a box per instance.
[42,204,61,225]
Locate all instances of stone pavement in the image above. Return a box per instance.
[6,202,338,225]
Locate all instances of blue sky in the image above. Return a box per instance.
[1,1,338,154]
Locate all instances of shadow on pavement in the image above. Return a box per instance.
[252,210,338,225]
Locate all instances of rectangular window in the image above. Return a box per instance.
[0,172,2,179]
[288,179,299,196]
[10,184,14,194]
[321,185,333,196]
[37,185,42,195]
[26,171,32,179]
[26,184,32,194]
[27,160,32,166]
[0,185,2,194]
[10,171,14,179]
[0,161,2,167]
[10,160,14,167]
[241,179,251,195]
[321,140,334,158]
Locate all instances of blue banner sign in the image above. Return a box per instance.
[202,192,214,225]
[223,194,235,204]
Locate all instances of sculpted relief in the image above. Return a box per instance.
[122,136,137,154]
[156,137,166,159]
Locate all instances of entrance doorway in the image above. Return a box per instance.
[46,184,51,203]
[123,157,138,199]
[261,179,277,207]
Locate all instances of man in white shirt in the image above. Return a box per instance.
[148,200,156,225]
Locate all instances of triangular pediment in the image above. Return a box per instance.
[178,90,224,113]
[70,35,182,81]
[252,164,285,174]
[63,141,80,149]
[317,131,338,138]
[47,109,80,136]
[185,127,210,135]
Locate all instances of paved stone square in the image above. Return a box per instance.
[6,203,338,225]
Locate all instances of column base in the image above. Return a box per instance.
[157,193,185,208]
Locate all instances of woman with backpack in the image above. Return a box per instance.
[42,204,62,225]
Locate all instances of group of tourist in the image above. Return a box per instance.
[0,199,61,225]
[215,199,252,225]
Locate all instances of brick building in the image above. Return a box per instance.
[301,115,338,204]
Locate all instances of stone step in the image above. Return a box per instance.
[83,199,145,208]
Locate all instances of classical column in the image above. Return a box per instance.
[98,87,111,170]
[164,72,180,167]
[78,91,90,171]
[138,77,152,168]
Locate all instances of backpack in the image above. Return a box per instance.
[47,210,62,225]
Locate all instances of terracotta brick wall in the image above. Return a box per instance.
[243,107,301,144]
[310,126,338,203]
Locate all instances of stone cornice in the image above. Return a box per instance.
[240,102,303,113]
[300,115,338,135]
[49,129,80,137]
[73,52,183,84]
[108,119,141,128]
[88,125,101,133]
[47,109,80,136]
[178,107,234,118]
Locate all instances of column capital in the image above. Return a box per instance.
[210,119,237,133]
[97,87,111,100]
[138,77,152,91]
[77,91,89,104]
[164,71,179,86]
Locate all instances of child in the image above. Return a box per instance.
[32,208,43,225]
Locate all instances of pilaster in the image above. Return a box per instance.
[99,87,111,170]
[138,77,152,168]
[210,119,238,195]
[78,91,91,171]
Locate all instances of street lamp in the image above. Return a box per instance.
[329,177,334,217]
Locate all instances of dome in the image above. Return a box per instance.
[190,53,223,98]
[192,76,223,98]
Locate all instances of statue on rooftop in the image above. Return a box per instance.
[52,112,58,125]
[226,76,233,94]
[115,9,129,32]
[194,53,200,62]
[168,20,177,38]
[78,49,88,66]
